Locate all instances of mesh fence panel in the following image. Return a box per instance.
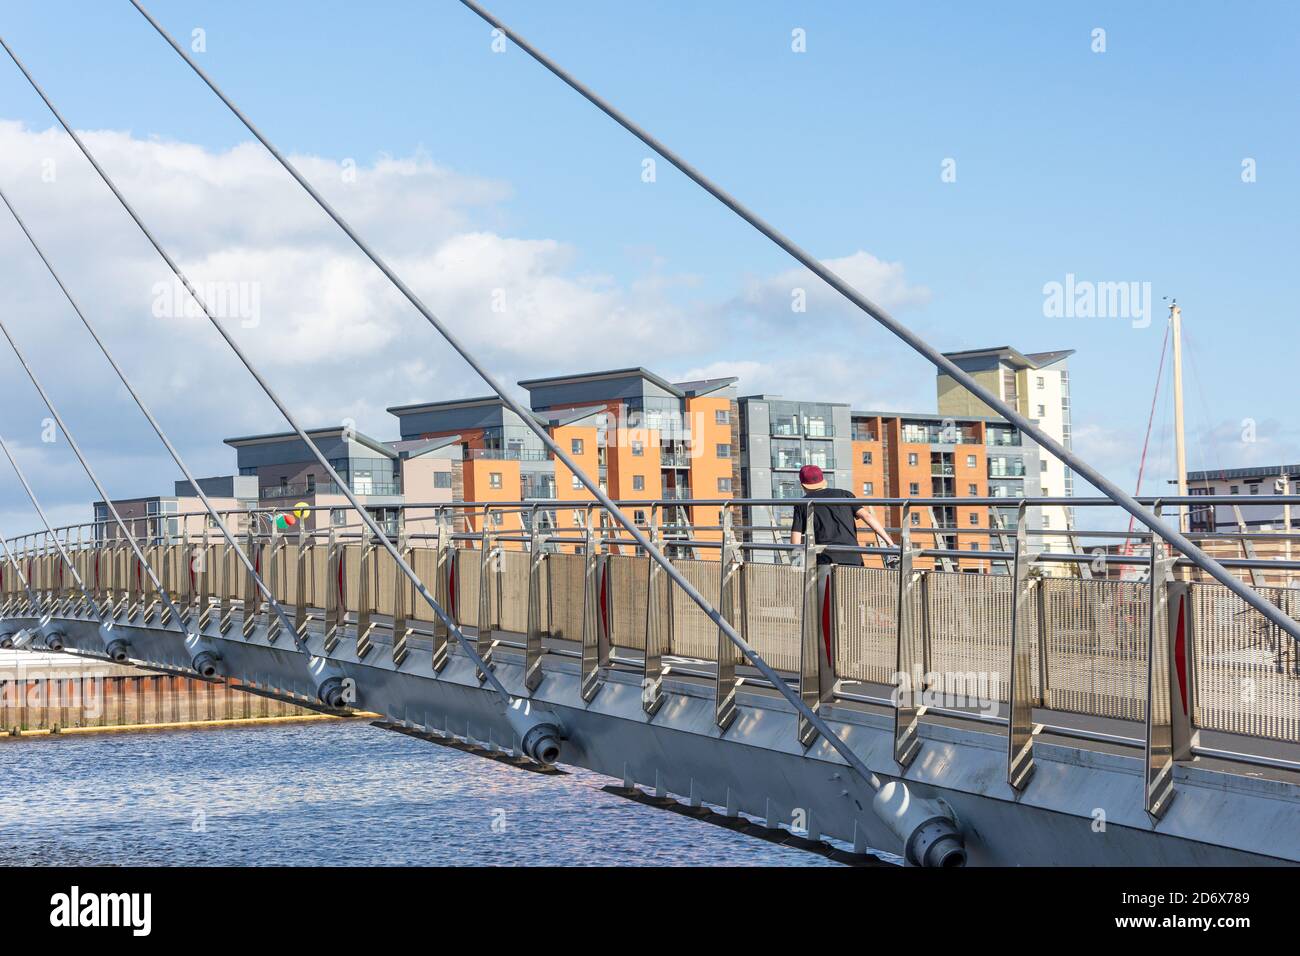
[925,571,1024,704]
[547,552,585,642]
[1042,577,1147,721]
[834,566,901,685]
[1192,582,1300,742]
[741,562,802,674]
[669,559,722,661]
[606,555,649,651]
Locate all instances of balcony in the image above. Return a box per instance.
[773,452,835,471]
[660,485,692,500]
[467,448,551,461]
[771,419,835,438]
[261,480,401,500]
[988,460,1026,478]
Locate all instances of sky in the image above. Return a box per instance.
[0,0,1296,533]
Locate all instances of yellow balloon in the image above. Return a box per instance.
[293,501,312,521]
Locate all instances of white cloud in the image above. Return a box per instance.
[0,121,934,534]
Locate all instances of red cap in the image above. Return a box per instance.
[798,464,824,485]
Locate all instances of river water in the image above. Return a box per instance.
[0,720,834,866]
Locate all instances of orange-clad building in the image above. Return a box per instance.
[518,368,738,560]
[387,370,739,559]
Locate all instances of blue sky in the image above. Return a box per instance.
[0,0,1297,529]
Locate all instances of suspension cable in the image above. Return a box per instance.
[0,523,46,622]
[0,433,107,628]
[119,0,888,789]
[0,183,310,659]
[0,33,513,705]
[0,316,198,641]
[443,0,1300,644]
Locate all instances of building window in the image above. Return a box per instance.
[331,509,346,527]
[1036,405,1046,417]
[968,483,978,495]
[571,438,584,456]
[1036,376,1045,388]
[1249,483,1260,495]
[862,451,873,465]
[239,466,257,476]
[631,440,644,457]
[632,475,645,491]
[966,455,976,468]
[862,481,874,495]
[716,443,731,458]
[717,477,733,493]
[1042,515,1051,528]
[491,511,503,526]
[434,472,452,489]
[571,474,583,490]
[715,409,730,425]
[969,513,979,526]
[908,482,920,495]
[1230,485,1239,494]
[1040,460,1049,473]
[634,510,646,524]
[489,472,503,489]
[907,453,919,466]
[911,512,921,525]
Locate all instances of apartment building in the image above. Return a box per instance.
[93,475,258,542]
[736,397,852,558]
[937,346,1074,547]
[850,411,1041,570]
[518,368,739,557]
[224,425,458,535]
[388,368,738,556]
[1185,465,1300,533]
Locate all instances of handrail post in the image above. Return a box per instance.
[242,525,260,639]
[642,505,668,714]
[714,504,744,731]
[1007,500,1038,790]
[294,525,310,643]
[579,505,609,702]
[356,527,377,659]
[1166,578,1195,764]
[266,527,284,644]
[197,528,212,632]
[324,524,345,652]
[524,504,548,692]
[1144,515,1179,819]
[894,502,925,767]
[430,509,452,673]
[475,505,498,680]
[217,524,233,634]
[392,527,413,667]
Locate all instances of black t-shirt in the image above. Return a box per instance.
[790,488,864,565]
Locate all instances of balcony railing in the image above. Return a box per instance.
[467,448,551,461]
[773,454,836,471]
[261,480,401,500]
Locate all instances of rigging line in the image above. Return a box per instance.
[0,33,513,706]
[123,1,893,792]
[0,435,102,627]
[0,184,307,660]
[442,0,1300,643]
[0,315,193,638]
[1181,329,1229,484]
[1123,319,1171,553]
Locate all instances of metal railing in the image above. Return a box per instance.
[5,493,1299,819]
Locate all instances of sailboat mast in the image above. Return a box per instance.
[1170,301,1188,533]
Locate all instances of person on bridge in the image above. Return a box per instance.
[789,464,896,566]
